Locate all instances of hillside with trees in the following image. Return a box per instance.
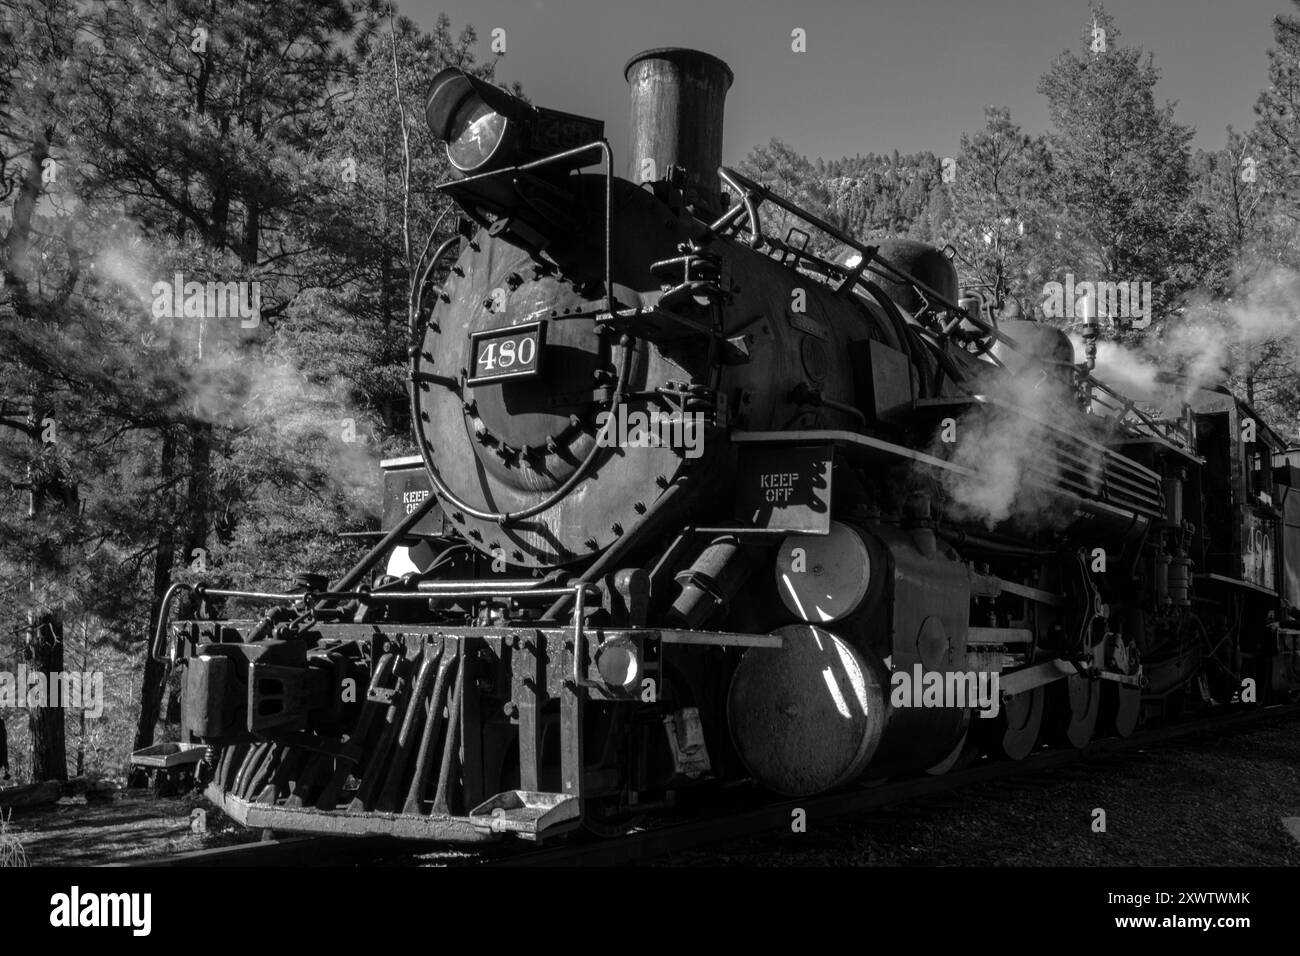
[0,0,499,784]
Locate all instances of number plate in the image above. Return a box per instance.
[467,321,546,386]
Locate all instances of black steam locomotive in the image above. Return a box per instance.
[150,48,1300,841]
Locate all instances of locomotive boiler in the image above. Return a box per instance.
[148,48,1300,841]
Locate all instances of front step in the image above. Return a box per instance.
[468,790,582,840]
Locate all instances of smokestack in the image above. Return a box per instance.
[624,48,733,211]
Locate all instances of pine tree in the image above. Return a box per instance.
[0,0,86,782]
[1,1,505,778]
[943,107,1056,313]
[1037,4,1199,323]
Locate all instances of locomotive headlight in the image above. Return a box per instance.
[445,96,509,172]
[425,67,604,179]
[426,67,522,175]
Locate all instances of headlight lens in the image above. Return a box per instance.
[446,97,508,173]
[596,638,640,689]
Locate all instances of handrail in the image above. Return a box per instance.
[188,582,598,603]
[711,165,1192,451]
[150,582,193,663]
[714,166,1019,357]
[151,580,602,660]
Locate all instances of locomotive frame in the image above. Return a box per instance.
[142,48,1300,844]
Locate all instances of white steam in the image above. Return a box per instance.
[1080,264,1300,417]
[935,365,1088,531]
[88,236,383,508]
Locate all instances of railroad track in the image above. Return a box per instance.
[486,700,1300,866]
[108,834,431,868]
[115,701,1300,868]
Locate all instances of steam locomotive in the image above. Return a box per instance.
[150,48,1300,842]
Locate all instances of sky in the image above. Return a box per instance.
[406,0,1295,168]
